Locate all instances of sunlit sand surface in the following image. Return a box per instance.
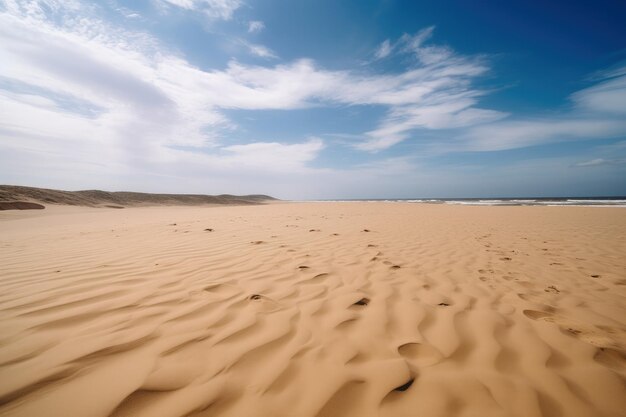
[1,203,625,417]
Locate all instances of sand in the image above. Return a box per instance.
[0,202,625,417]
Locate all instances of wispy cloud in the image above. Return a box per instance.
[221,138,324,171]
[1,0,625,198]
[458,66,626,152]
[399,26,435,53]
[0,3,507,177]
[0,1,329,185]
[399,27,456,66]
[237,40,278,59]
[358,27,504,151]
[573,158,626,167]
[374,39,392,60]
[571,67,626,115]
[362,28,626,154]
[160,0,242,20]
[461,118,626,151]
[361,29,626,154]
[248,20,265,33]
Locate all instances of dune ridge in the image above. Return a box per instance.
[0,202,45,211]
[0,203,625,417]
[0,185,276,209]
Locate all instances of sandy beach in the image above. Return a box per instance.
[0,202,625,417]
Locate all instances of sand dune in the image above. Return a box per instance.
[0,203,625,417]
[0,202,45,211]
[0,185,275,209]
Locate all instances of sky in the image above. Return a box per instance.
[1,0,625,199]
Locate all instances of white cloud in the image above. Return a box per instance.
[1,1,624,198]
[356,27,504,151]
[0,3,503,166]
[0,1,334,190]
[359,95,507,151]
[374,39,392,60]
[575,158,607,167]
[248,20,264,33]
[161,0,242,20]
[365,27,626,154]
[398,27,456,66]
[456,65,626,152]
[221,138,324,171]
[238,40,278,59]
[399,26,435,52]
[0,1,224,161]
[371,28,441,63]
[461,118,626,151]
[574,158,626,167]
[571,69,626,115]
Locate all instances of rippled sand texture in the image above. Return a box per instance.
[1,203,625,417]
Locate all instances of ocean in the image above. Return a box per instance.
[310,197,626,207]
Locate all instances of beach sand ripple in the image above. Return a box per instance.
[0,203,625,417]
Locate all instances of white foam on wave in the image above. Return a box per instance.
[300,199,626,207]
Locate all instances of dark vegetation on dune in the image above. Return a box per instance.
[0,185,276,210]
[0,201,46,211]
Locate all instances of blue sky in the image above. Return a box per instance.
[1,0,625,199]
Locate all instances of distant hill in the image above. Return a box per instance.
[0,185,277,210]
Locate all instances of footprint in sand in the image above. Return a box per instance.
[524,309,619,350]
[351,297,370,307]
[246,294,281,312]
[544,285,560,294]
[523,309,554,321]
[393,378,414,392]
[595,347,626,369]
[381,374,418,406]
